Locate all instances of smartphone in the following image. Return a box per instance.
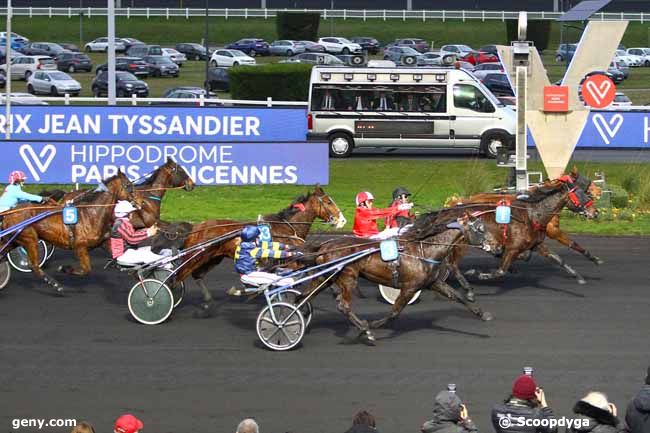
[523,366,534,376]
[448,383,457,393]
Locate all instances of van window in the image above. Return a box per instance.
[453,84,494,113]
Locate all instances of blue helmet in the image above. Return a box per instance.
[241,225,260,242]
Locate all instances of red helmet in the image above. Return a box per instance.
[355,191,374,206]
[8,170,27,185]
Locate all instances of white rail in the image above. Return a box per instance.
[5,95,309,107]
[0,8,647,22]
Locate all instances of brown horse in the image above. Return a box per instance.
[1,171,141,295]
[299,210,496,344]
[167,185,346,315]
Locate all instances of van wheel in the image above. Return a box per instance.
[27,84,35,94]
[210,60,217,67]
[480,132,508,159]
[329,132,354,158]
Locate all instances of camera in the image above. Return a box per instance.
[447,383,457,393]
[523,366,534,376]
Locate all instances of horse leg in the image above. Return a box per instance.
[369,285,419,329]
[59,247,92,277]
[433,279,493,321]
[22,238,64,296]
[452,264,476,302]
[466,249,517,281]
[547,222,604,265]
[335,272,375,345]
[535,243,586,285]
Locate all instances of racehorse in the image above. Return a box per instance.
[297,210,496,344]
[443,175,599,300]
[0,171,141,295]
[165,186,346,314]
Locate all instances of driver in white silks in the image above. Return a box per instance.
[110,200,168,266]
[227,225,298,296]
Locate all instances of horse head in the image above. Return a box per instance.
[570,166,601,200]
[456,213,502,254]
[103,170,145,208]
[557,173,599,219]
[161,157,195,192]
[305,184,347,229]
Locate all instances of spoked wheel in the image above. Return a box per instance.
[0,260,11,290]
[7,240,48,272]
[152,268,185,308]
[128,279,174,325]
[256,301,305,351]
[378,284,421,305]
[270,288,313,328]
[44,241,55,261]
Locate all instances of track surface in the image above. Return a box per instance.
[1,236,649,433]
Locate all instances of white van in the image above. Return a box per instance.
[307,66,515,157]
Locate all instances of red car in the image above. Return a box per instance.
[460,51,499,65]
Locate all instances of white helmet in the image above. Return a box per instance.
[114,200,137,217]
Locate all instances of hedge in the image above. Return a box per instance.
[229,63,313,101]
[276,12,321,41]
[506,19,552,51]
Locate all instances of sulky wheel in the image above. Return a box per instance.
[152,268,185,308]
[0,260,11,290]
[256,301,305,351]
[7,240,48,273]
[44,241,55,261]
[270,288,313,328]
[128,279,174,325]
[378,284,421,305]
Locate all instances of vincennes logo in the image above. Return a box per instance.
[19,144,57,181]
[591,113,623,145]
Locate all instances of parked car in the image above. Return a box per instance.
[95,57,149,77]
[0,92,47,105]
[157,87,219,105]
[225,38,270,56]
[20,42,67,57]
[0,56,57,80]
[210,49,256,67]
[479,44,499,55]
[460,51,499,65]
[298,41,326,53]
[281,52,345,66]
[91,71,149,97]
[610,60,629,79]
[119,37,144,52]
[472,62,505,80]
[625,48,650,66]
[269,40,305,56]
[161,48,187,66]
[383,46,422,66]
[0,73,4,88]
[615,49,642,67]
[205,67,229,91]
[59,43,80,52]
[317,37,363,55]
[440,44,474,57]
[0,32,29,45]
[27,70,81,96]
[0,36,27,51]
[56,52,92,73]
[349,37,381,54]
[419,51,455,66]
[555,43,577,62]
[127,44,163,57]
[481,72,513,96]
[0,47,24,65]
[604,67,625,83]
[607,92,632,108]
[389,38,429,53]
[143,55,179,77]
[84,37,126,53]
[175,43,210,60]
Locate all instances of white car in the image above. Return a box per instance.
[607,92,632,109]
[210,49,256,67]
[0,55,57,80]
[440,44,475,58]
[472,62,505,80]
[162,48,187,66]
[84,37,126,53]
[317,37,363,55]
[626,48,650,67]
[27,70,81,96]
[615,49,642,67]
[0,92,47,105]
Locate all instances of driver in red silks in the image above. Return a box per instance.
[352,191,412,239]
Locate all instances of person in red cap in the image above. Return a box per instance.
[114,414,143,433]
[352,191,412,239]
[491,373,557,433]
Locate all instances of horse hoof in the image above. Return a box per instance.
[481,311,494,321]
[192,302,216,319]
[577,278,587,285]
[592,257,604,266]
[465,291,475,302]
[478,273,490,281]
[55,287,65,297]
[360,331,376,346]
[464,269,477,277]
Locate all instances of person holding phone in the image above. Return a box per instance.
[491,374,558,433]
[421,389,478,433]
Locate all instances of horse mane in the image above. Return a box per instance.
[520,180,563,203]
[266,193,312,221]
[402,207,461,240]
[134,173,156,187]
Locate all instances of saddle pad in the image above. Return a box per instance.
[257,223,272,242]
[380,239,399,262]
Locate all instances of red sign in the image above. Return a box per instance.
[543,86,569,112]
[581,74,616,109]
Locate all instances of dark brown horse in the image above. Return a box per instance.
[299,211,497,344]
[1,171,140,295]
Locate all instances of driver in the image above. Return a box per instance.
[385,186,415,229]
[0,171,48,214]
[353,191,412,240]
[110,200,165,266]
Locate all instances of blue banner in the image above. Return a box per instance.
[0,105,307,142]
[2,141,328,185]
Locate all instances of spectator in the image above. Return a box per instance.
[624,366,650,433]
[491,374,558,433]
[421,390,478,433]
[71,422,95,433]
[236,418,260,433]
[345,410,378,433]
[569,391,623,433]
[114,414,143,433]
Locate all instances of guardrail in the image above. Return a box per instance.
[2,95,309,107]
[0,7,649,22]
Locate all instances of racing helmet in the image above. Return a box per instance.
[355,191,374,206]
[392,186,412,201]
[114,200,137,217]
[8,170,27,185]
[241,225,261,242]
